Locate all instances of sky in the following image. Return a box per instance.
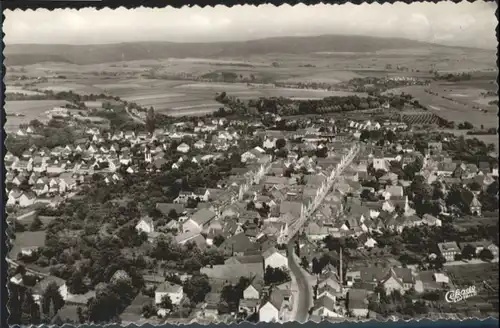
[4,2,497,49]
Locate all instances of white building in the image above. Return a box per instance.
[263,247,288,270]
[155,282,184,306]
[135,216,155,234]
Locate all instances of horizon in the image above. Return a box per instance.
[5,33,496,52]
[4,2,497,50]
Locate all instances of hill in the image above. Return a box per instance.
[3,34,463,66]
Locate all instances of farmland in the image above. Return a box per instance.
[4,100,70,132]
[4,42,497,125]
[386,82,498,129]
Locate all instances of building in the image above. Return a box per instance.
[258,289,293,323]
[243,280,263,299]
[182,209,217,234]
[263,247,288,270]
[177,143,190,153]
[135,216,155,234]
[32,276,68,304]
[311,295,342,319]
[347,289,369,318]
[155,282,184,306]
[437,242,461,262]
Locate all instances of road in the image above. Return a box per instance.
[287,243,312,322]
[125,107,146,124]
[285,143,360,322]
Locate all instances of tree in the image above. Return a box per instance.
[386,130,396,144]
[168,209,179,220]
[160,295,173,310]
[186,197,198,209]
[21,289,41,324]
[300,257,309,270]
[461,244,476,260]
[276,139,286,149]
[29,217,43,231]
[67,270,88,295]
[312,257,321,275]
[264,266,290,285]
[41,282,65,318]
[183,274,211,304]
[77,306,85,323]
[213,235,225,247]
[142,302,156,318]
[479,248,494,262]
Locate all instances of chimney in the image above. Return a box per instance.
[339,247,343,286]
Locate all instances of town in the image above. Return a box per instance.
[6,88,499,325]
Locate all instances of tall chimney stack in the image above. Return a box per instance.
[339,247,343,286]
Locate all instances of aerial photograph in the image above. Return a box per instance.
[3,2,498,325]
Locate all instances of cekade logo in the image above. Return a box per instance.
[445,286,478,303]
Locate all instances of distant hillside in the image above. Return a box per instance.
[3,34,477,66]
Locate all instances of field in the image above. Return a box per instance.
[4,99,70,132]
[6,86,45,96]
[8,230,47,259]
[4,46,497,123]
[444,263,499,316]
[386,82,498,129]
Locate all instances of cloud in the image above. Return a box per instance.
[3,2,496,49]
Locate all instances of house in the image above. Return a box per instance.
[135,216,155,234]
[263,138,278,149]
[469,194,482,216]
[177,143,190,153]
[372,158,389,171]
[258,289,293,322]
[461,241,499,258]
[219,233,260,256]
[263,247,288,270]
[437,242,461,262]
[347,289,369,318]
[194,140,206,149]
[182,209,217,233]
[385,185,404,199]
[318,274,342,299]
[312,295,342,319]
[32,276,69,304]
[19,192,36,207]
[305,222,330,241]
[155,282,184,306]
[239,298,260,316]
[318,271,342,292]
[381,267,414,295]
[194,188,211,202]
[379,172,398,186]
[243,280,263,299]
[10,273,24,285]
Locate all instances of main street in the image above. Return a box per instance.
[287,242,312,322]
[286,142,360,322]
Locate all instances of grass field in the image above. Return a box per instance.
[8,230,47,259]
[4,99,70,132]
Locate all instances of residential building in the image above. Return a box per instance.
[437,242,461,262]
[155,282,184,306]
